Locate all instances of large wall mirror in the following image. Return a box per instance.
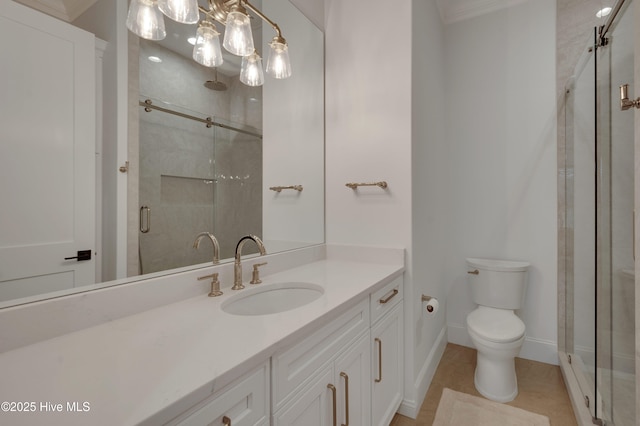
[0,0,324,308]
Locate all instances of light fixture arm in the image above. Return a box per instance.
[200,0,285,42]
[243,0,284,41]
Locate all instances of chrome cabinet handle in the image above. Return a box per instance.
[379,289,398,304]
[222,415,231,426]
[467,269,479,275]
[327,384,337,426]
[340,372,349,426]
[375,338,382,383]
[139,206,150,233]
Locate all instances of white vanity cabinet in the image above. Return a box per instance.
[272,299,371,425]
[273,332,371,426]
[370,278,404,426]
[166,362,269,426]
[163,274,404,426]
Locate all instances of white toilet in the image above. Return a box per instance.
[465,257,530,403]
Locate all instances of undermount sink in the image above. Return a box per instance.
[221,282,324,316]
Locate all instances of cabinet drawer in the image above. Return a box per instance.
[169,362,269,426]
[370,276,403,324]
[272,299,369,411]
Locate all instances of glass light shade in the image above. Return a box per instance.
[266,40,292,79]
[193,21,223,67]
[222,10,254,56]
[240,52,264,86]
[158,0,199,24]
[126,0,166,41]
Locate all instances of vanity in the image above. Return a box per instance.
[0,245,404,426]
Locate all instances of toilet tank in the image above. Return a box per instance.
[466,258,530,310]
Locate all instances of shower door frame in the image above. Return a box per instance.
[562,0,637,424]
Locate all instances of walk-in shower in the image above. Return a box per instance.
[132,37,264,276]
[563,0,635,424]
[137,98,262,275]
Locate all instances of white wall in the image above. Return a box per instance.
[263,0,324,250]
[410,0,449,414]
[73,0,129,282]
[324,1,412,247]
[325,0,450,417]
[444,0,558,364]
[325,0,557,417]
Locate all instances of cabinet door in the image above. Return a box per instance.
[334,332,371,426]
[273,367,334,426]
[172,363,269,426]
[371,304,404,426]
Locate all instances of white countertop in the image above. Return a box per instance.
[0,258,403,426]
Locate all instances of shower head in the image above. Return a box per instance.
[204,68,228,91]
[204,80,228,91]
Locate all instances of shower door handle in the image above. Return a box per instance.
[140,206,150,233]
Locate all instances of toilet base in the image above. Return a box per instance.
[474,350,518,403]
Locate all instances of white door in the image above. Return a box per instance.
[0,1,96,302]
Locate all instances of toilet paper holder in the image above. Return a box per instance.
[421,295,437,313]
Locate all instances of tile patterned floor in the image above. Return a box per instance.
[390,343,578,425]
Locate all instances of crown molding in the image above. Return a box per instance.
[14,0,98,22]
[438,0,529,24]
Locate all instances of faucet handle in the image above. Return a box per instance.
[198,273,222,297]
[250,262,268,284]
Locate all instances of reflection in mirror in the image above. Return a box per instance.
[0,0,324,308]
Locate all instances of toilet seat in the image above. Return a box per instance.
[467,307,525,343]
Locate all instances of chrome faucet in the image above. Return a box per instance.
[233,235,266,290]
[193,232,220,264]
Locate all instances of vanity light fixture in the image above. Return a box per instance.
[193,19,223,67]
[126,0,166,41]
[222,1,255,56]
[158,0,199,24]
[240,50,264,86]
[126,0,292,86]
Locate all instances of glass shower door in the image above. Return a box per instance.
[138,98,217,275]
[566,28,598,420]
[596,0,636,423]
[566,1,636,424]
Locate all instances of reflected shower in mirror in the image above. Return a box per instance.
[0,0,324,308]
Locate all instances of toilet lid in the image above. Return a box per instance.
[467,308,525,343]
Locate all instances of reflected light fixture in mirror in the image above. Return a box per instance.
[240,50,265,86]
[126,0,292,86]
[158,0,199,24]
[192,19,223,67]
[126,0,166,41]
[223,1,255,55]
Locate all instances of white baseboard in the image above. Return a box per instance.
[447,323,559,365]
[397,326,447,419]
